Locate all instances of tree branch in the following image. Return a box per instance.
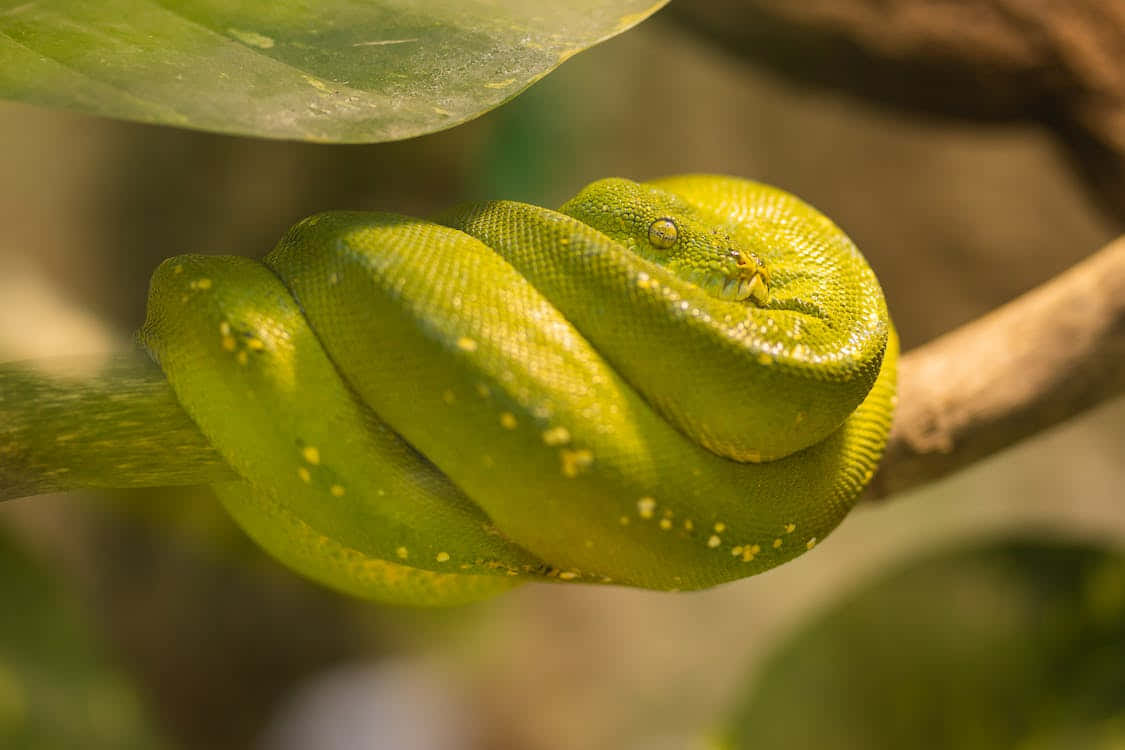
[866,235,1125,500]
[3,237,1124,503]
[0,354,231,499]
[667,0,1125,222]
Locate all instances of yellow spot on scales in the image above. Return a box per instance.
[707,535,722,548]
[773,538,783,549]
[297,467,311,483]
[559,448,593,477]
[395,547,409,560]
[456,336,478,352]
[558,571,578,580]
[436,552,450,563]
[330,484,346,497]
[637,497,656,519]
[806,537,817,550]
[499,412,518,429]
[221,336,237,352]
[189,278,212,290]
[785,523,796,534]
[302,446,320,465]
[713,522,726,533]
[659,518,673,531]
[484,78,516,89]
[541,426,571,446]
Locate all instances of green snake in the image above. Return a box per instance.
[138,175,897,605]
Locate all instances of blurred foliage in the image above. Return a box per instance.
[0,0,665,142]
[715,539,1125,750]
[0,525,166,749]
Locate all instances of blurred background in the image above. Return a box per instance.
[1,5,1123,749]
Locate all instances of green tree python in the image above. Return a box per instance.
[19,175,899,605]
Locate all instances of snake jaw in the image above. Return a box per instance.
[693,250,770,304]
[686,267,769,304]
[724,273,770,305]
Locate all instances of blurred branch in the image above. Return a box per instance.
[867,235,1125,500]
[0,353,233,499]
[668,0,1125,221]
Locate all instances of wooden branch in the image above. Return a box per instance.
[0,354,232,499]
[866,235,1125,500]
[667,0,1125,221]
[3,237,1124,503]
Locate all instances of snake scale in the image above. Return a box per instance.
[139,175,897,605]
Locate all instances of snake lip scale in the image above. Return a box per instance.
[139,174,897,605]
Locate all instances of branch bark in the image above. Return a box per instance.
[2,236,1124,503]
[0,354,232,499]
[866,235,1125,500]
[667,0,1125,222]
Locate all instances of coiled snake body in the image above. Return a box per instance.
[141,175,897,605]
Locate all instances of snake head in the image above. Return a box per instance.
[560,177,771,305]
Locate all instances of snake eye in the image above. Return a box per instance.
[647,218,678,250]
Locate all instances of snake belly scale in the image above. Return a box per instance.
[140,175,897,605]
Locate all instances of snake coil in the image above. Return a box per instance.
[141,175,897,605]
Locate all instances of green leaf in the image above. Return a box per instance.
[0,0,666,142]
[713,539,1125,750]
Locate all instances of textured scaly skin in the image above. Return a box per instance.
[140,175,897,606]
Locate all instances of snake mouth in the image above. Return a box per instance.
[682,251,770,305]
[718,272,769,304]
